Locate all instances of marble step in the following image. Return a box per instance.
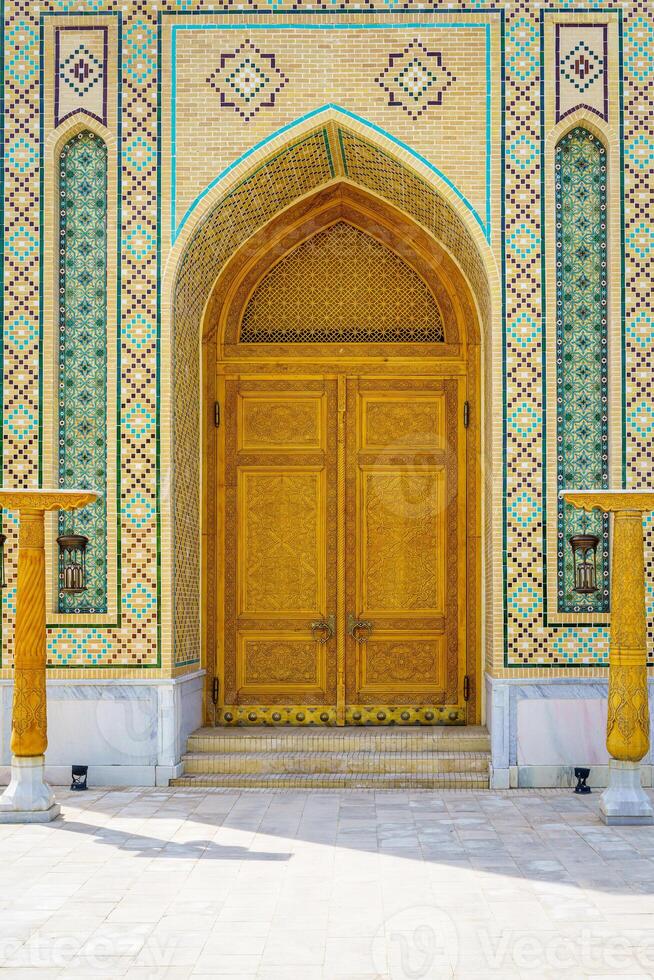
[188,726,490,755]
[181,749,490,776]
[170,771,490,789]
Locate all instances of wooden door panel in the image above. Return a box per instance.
[223,378,337,714]
[357,632,446,697]
[238,392,326,451]
[236,632,327,696]
[345,377,466,721]
[238,468,325,617]
[360,467,445,616]
[360,394,446,451]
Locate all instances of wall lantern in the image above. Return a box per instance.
[569,533,600,594]
[57,532,89,594]
[0,533,6,590]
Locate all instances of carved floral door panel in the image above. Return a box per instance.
[222,378,338,710]
[344,378,466,722]
[220,374,466,724]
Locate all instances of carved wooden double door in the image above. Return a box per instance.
[220,374,467,725]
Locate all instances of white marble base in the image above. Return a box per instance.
[600,759,654,825]
[0,756,60,822]
[0,670,204,788]
[0,804,60,823]
[486,675,654,788]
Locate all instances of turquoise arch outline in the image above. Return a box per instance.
[170,21,493,243]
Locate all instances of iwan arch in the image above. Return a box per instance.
[1,7,643,791]
[164,111,503,734]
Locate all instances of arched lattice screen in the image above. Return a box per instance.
[555,127,609,613]
[58,131,108,614]
[240,221,445,344]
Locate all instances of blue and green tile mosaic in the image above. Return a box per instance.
[58,131,108,615]
[555,127,609,615]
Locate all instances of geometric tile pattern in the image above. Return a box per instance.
[556,25,608,122]
[55,27,108,128]
[57,132,108,614]
[555,128,609,614]
[375,38,456,121]
[623,3,654,672]
[206,38,289,123]
[1,3,159,668]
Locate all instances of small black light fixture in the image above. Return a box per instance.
[0,532,6,590]
[57,532,89,594]
[569,533,600,594]
[574,767,591,794]
[71,765,88,791]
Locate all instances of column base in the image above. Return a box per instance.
[0,756,60,823]
[600,759,654,825]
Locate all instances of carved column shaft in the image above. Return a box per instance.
[606,510,650,762]
[11,510,47,757]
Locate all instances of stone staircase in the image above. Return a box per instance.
[170,726,491,789]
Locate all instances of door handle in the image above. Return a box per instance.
[347,612,374,643]
[310,614,335,644]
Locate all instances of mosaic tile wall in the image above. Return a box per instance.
[1,0,652,676]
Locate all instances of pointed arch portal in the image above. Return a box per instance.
[170,120,499,726]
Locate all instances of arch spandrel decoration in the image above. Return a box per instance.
[240,221,445,346]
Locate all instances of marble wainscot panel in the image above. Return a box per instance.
[0,671,203,787]
[486,675,654,789]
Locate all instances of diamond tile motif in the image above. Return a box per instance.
[60,43,103,97]
[507,133,538,171]
[5,137,38,174]
[6,19,39,85]
[124,19,156,85]
[125,492,155,528]
[627,134,654,171]
[560,41,603,93]
[55,28,107,128]
[124,135,155,172]
[625,15,654,82]
[206,39,289,123]
[628,222,654,259]
[375,39,456,121]
[556,25,607,122]
[506,16,539,82]
[507,222,538,260]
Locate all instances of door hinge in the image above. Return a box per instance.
[463,674,470,701]
[214,401,221,427]
[463,401,470,429]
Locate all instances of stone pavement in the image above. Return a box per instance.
[1,787,654,978]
